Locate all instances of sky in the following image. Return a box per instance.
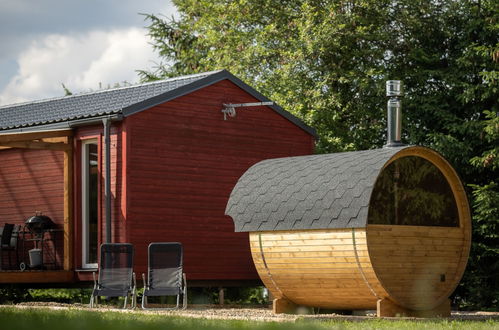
[0,0,177,106]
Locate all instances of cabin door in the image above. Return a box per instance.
[81,140,99,269]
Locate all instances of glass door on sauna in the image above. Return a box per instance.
[82,140,98,269]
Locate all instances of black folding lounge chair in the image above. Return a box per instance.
[90,243,136,309]
[142,242,187,310]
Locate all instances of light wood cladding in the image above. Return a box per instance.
[370,146,472,311]
[250,229,389,310]
[246,146,471,315]
[367,225,466,311]
[252,225,469,312]
[0,129,72,143]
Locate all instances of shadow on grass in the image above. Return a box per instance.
[1,307,498,330]
[0,307,308,330]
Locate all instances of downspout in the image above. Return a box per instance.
[103,117,112,243]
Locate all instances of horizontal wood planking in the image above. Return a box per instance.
[258,250,371,257]
[259,268,380,276]
[251,229,389,310]
[72,125,126,271]
[367,224,465,238]
[367,224,466,311]
[367,237,464,246]
[0,148,65,270]
[125,79,314,279]
[378,147,472,313]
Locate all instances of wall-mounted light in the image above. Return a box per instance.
[221,102,274,120]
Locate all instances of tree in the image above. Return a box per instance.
[61,83,72,96]
[140,0,499,308]
[140,0,394,152]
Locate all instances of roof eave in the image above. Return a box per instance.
[0,113,123,134]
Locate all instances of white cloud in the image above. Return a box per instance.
[0,27,160,105]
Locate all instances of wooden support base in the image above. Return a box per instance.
[219,287,225,306]
[377,298,451,318]
[273,298,298,314]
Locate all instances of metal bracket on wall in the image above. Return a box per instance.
[221,102,274,120]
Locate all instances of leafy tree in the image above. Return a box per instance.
[463,109,499,309]
[140,0,393,152]
[61,83,73,96]
[140,0,499,309]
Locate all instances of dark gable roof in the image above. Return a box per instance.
[0,71,215,130]
[0,70,316,137]
[225,146,410,232]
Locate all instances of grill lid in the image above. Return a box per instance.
[25,212,55,233]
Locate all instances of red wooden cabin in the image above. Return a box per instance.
[0,70,316,285]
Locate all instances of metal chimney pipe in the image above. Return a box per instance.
[385,80,405,147]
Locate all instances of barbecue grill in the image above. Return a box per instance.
[25,213,55,236]
[20,213,56,271]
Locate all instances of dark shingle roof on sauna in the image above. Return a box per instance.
[0,70,316,137]
[225,146,409,232]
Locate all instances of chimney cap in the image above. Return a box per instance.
[386,80,403,97]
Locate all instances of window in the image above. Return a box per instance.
[368,156,459,227]
[82,140,99,268]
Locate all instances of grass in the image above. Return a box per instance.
[0,307,498,330]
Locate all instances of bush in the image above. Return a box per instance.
[0,285,31,304]
[28,288,92,304]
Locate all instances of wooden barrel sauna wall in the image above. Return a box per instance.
[225,146,471,317]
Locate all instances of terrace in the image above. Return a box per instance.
[0,129,74,284]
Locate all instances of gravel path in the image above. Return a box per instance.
[5,302,499,322]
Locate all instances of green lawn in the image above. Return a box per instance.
[0,307,497,330]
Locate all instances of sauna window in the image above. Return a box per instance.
[368,156,459,227]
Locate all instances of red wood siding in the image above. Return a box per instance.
[73,124,124,273]
[0,148,64,269]
[126,79,314,280]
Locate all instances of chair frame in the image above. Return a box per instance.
[141,242,187,310]
[90,243,136,309]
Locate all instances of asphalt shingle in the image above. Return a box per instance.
[225,146,409,232]
[0,71,219,130]
[0,70,317,138]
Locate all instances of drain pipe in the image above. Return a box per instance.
[103,117,112,243]
[384,80,405,147]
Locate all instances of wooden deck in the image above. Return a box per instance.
[0,270,74,284]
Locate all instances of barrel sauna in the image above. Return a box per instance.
[225,146,471,317]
